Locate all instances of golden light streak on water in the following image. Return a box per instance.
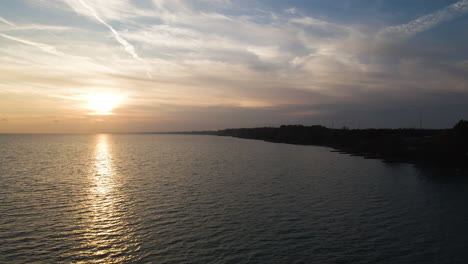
[76,134,140,263]
[94,134,115,195]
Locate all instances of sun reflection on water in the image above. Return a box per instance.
[94,134,115,195]
[75,134,141,263]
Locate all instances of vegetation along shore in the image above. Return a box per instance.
[165,120,468,167]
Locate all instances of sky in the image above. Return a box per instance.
[1,0,467,133]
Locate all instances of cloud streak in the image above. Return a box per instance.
[0,16,16,27]
[1,0,468,132]
[1,24,74,32]
[379,0,468,39]
[72,0,149,71]
[0,33,66,56]
[75,0,140,59]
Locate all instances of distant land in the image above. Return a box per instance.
[156,120,468,167]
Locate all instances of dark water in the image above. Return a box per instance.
[1,134,467,264]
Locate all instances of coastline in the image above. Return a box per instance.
[212,121,468,167]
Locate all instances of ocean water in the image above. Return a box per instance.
[1,134,468,263]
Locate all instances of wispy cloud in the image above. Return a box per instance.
[0,16,16,27]
[64,0,152,77]
[75,0,140,59]
[379,0,468,39]
[1,0,468,131]
[0,24,73,32]
[0,33,66,56]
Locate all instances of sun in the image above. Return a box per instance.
[86,93,122,115]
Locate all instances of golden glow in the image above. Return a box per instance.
[76,134,141,262]
[86,93,122,115]
[93,134,115,194]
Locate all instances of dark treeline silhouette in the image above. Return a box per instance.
[146,131,217,135]
[215,120,468,166]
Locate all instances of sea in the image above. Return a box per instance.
[1,134,468,263]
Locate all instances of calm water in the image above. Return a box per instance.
[1,134,467,263]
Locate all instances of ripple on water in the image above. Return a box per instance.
[1,134,468,263]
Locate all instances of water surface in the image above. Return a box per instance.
[1,134,467,263]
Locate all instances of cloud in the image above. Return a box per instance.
[379,0,468,39]
[1,0,468,131]
[0,33,66,56]
[58,0,153,77]
[290,16,342,29]
[72,0,142,61]
[59,0,154,21]
[0,24,74,32]
[1,13,72,32]
[0,16,16,27]
[285,7,298,15]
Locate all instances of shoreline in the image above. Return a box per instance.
[213,121,468,168]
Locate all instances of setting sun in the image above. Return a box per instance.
[86,94,122,115]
